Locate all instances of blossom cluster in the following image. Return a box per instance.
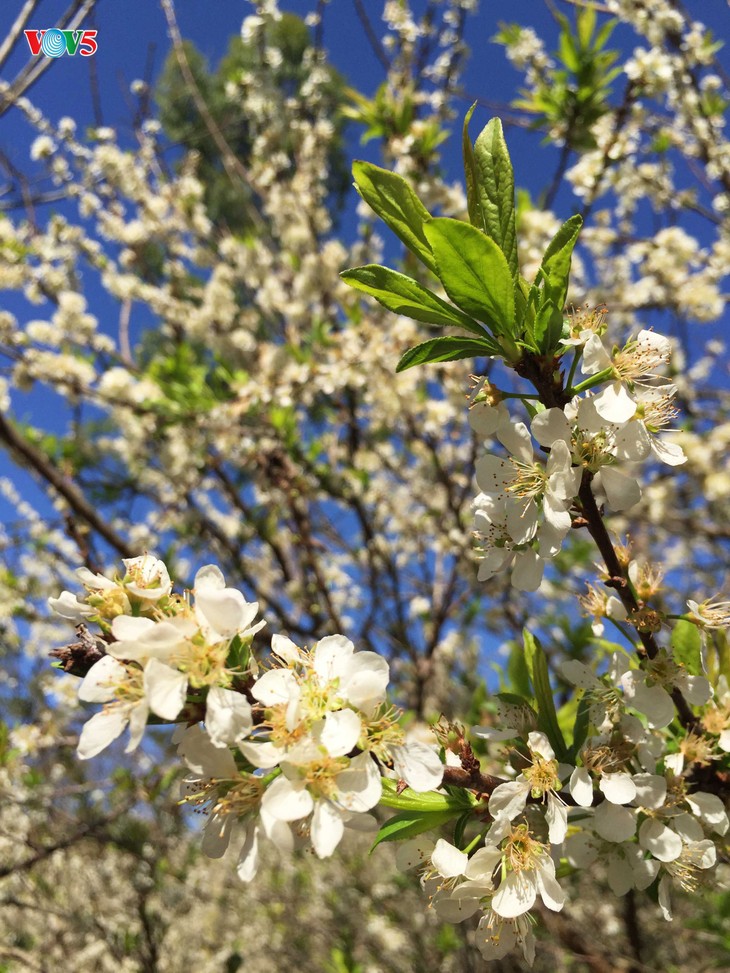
[471,325,685,591]
[398,656,728,965]
[50,555,444,878]
[50,551,730,967]
[6,1,729,967]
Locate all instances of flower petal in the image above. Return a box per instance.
[431,839,468,879]
[599,772,637,805]
[391,741,444,792]
[321,709,362,757]
[311,800,345,858]
[77,708,127,759]
[144,658,187,720]
[236,824,260,882]
[492,871,536,919]
[206,685,253,747]
[78,656,126,703]
[593,802,637,842]
[489,780,529,820]
[569,767,594,808]
[639,819,683,862]
[262,774,313,821]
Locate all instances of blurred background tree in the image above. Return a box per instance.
[155,12,350,234]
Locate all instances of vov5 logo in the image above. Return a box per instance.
[24,28,98,57]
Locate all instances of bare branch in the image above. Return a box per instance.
[0,410,135,559]
[159,0,266,233]
[0,0,99,119]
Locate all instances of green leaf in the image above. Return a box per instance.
[505,641,533,699]
[423,218,515,337]
[577,4,596,49]
[568,695,591,761]
[462,103,483,232]
[225,633,251,672]
[595,17,618,53]
[352,161,437,274]
[671,619,703,677]
[523,629,569,761]
[379,777,474,811]
[514,276,541,349]
[370,808,462,851]
[473,118,519,277]
[340,265,487,336]
[395,335,501,373]
[558,19,580,73]
[534,298,564,354]
[537,214,582,314]
[453,810,473,850]
[495,691,533,709]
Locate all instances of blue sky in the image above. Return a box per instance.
[2,0,727,268]
[0,0,727,718]
[3,0,728,174]
[1,0,728,551]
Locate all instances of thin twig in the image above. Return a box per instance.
[353,0,391,72]
[0,410,135,558]
[0,0,41,70]
[159,0,265,233]
[118,298,133,366]
[0,0,98,119]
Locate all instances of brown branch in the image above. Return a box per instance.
[209,460,295,585]
[159,0,266,234]
[622,889,644,973]
[0,410,135,558]
[541,910,624,973]
[86,6,103,128]
[0,0,98,119]
[118,298,134,367]
[0,802,134,879]
[514,351,701,734]
[353,0,391,72]
[577,473,699,731]
[0,0,41,71]
[442,764,504,796]
[579,79,638,224]
[182,489,314,638]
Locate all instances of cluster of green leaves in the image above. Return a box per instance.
[372,777,477,851]
[341,111,582,372]
[142,339,240,418]
[496,629,587,764]
[495,5,621,151]
[343,82,448,165]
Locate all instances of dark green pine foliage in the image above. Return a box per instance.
[155,13,350,233]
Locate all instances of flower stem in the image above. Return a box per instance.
[566,367,615,396]
[577,471,699,731]
[566,348,581,389]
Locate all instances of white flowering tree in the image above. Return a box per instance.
[1,1,730,970]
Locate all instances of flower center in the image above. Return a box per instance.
[181,773,264,820]
[525,755,560,798]
[679,732,714,767]
[613,335,670,382]
[639,393,678,432]
[582,741,633,775]
[645,652,681,689]
[503,824,547,873]
[104,663,145,708]
[298,755,350,800]
[505,459,546,501]
[702,704,730,737]
[363,705,403,761]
